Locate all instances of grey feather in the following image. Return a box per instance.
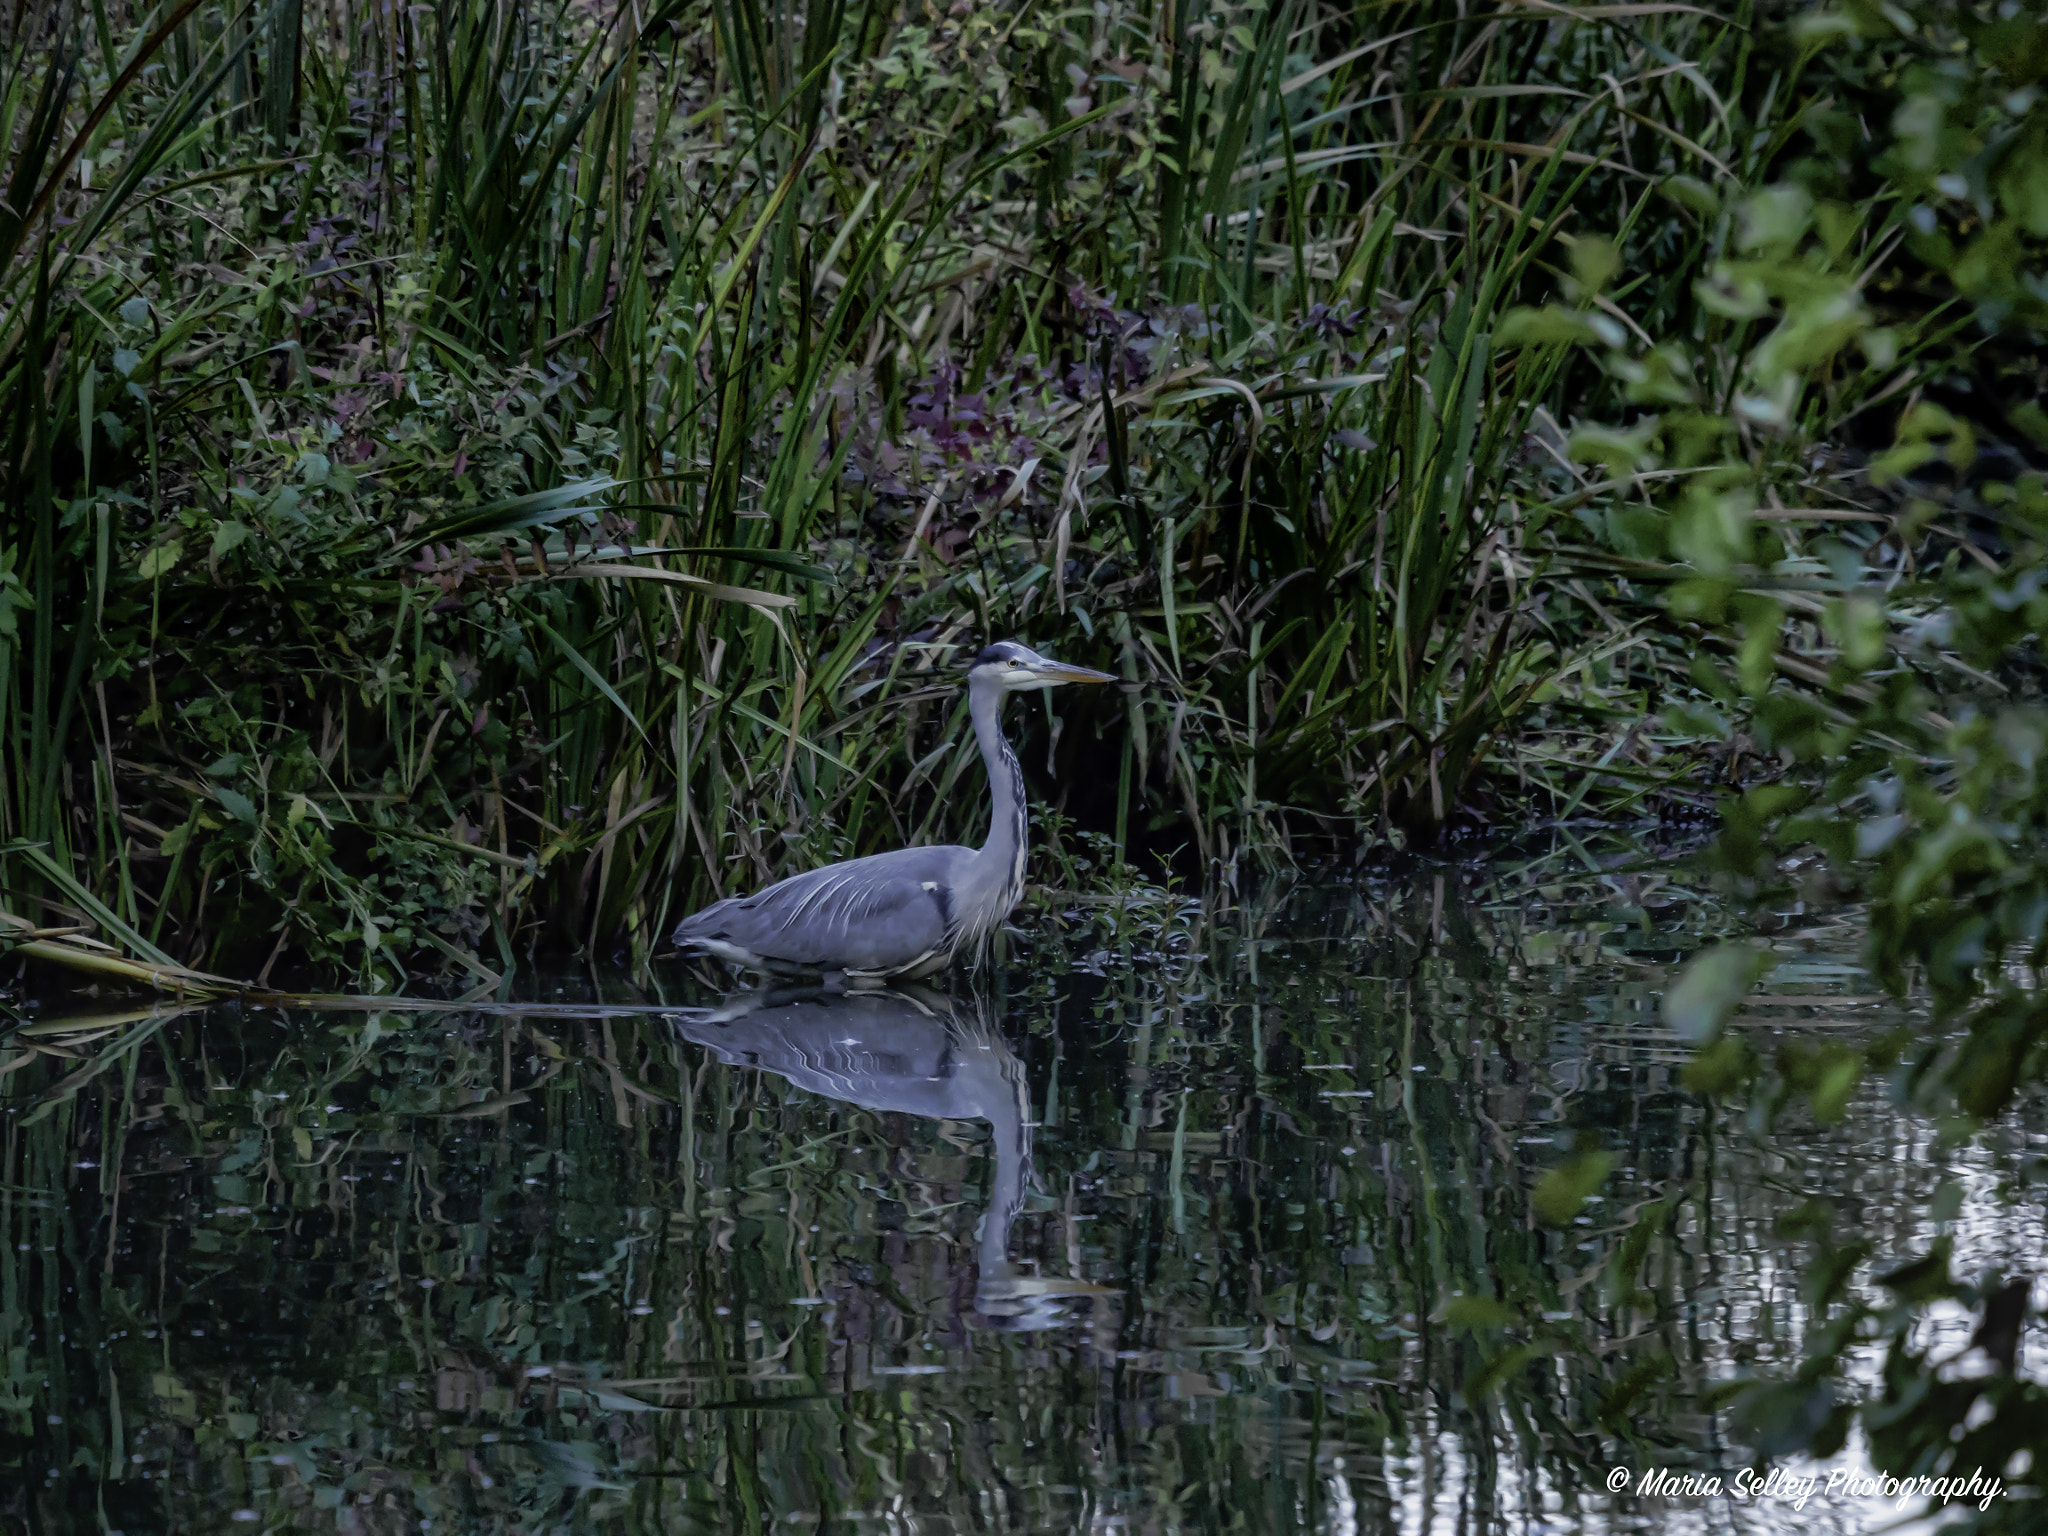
[672,845,971,975]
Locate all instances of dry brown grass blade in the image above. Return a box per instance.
[3,907,240,997]
[9,938,252,994]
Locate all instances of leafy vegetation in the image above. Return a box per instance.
[7,0,2048,1517]
[1527,0,2048,1520]
[4,0,1791,984]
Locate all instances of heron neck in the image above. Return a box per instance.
[968,676,1027,886]
[973,1030,1031,1284]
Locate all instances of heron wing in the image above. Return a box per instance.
[674,846,971,972]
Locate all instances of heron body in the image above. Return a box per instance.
[672,641,1115,980]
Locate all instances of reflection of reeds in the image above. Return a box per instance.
[1,0,1769,983]
[2,870,1990,1529]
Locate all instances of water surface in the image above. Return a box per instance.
[3,865,2038,1532]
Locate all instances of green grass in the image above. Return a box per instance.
[0,0,1951,983]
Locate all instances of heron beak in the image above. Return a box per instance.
[1034,660,1118,686]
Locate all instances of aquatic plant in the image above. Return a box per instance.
[3,0,1772,983]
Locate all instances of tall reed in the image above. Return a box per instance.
[1,0,1771,980]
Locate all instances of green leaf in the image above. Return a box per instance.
[214,787,258,823]
[669,546,834,585]
[1532,1150,1616,1226]
[1876,1239,1954,1304]
[1772,1197,1836,1242]
[0,842,179,967]
[1682,1036,1752,1095]
[1439,1294,1520,1331]
[1667,576,1735,622]
[1597,1353,1676,1428]
[1658,174,1719,217]
[1568,235,1620,298]
[393,478,618,558]
[532,615,649,744]
[1804,1238,1873,1307]
[1494,305,1613,350]
[1663,944,1777,1043]
[211,520,252,560]
[1736,599,1783,698]
[1810,1052,1863,1124]
[1731,1378,1842,1460]
[1823,593,1887,671]
[1670,484,1753,574]
[1737,185,1813,253]
[137,540,183,579]
[1569,421,1659,480]
[1789,9,1864,44]
[1868,440,1940,486]
[1928,1180,1964,1225]
[1462,1340,1557,1401]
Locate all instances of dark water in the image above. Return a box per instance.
[2,867,2040,1533]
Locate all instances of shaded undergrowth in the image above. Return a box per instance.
[0,0,2031,990]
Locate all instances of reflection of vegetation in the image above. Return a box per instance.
[6,867,2002,1530]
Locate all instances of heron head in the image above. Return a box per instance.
[968,640,1116,691]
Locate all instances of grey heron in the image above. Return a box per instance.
[671,641,1115,980]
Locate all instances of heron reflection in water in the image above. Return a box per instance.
[669,984,1108,1328]
[672,641,1115,981]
